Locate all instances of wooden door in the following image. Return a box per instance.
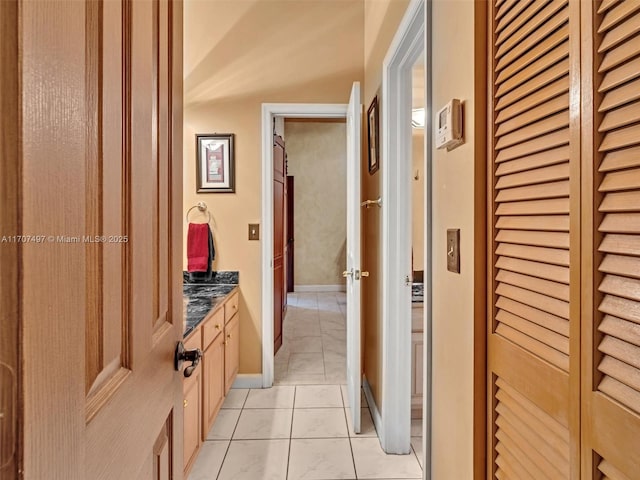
[287,176,295,293]
[487,1,580,478]
[581,3,640,479]
[0,1,20,478]
[274,134,286,354]
[13,1,184,478]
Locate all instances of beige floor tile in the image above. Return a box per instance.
[288,353,325,375]
[221,389,249,409]
[411,419,422,437]
[244,386,295,409]
[346,407,377,437]
[288,438,356,480]
[289,336,323,353]
[411,436,424,469]
[274,373,327,385]
[206,409,241,440]
[233,408,293,440]
[295,385,343,408]
[351,437,422,479]
[291,408,348,438]
[188,441,229,480]
[217,439,289,480]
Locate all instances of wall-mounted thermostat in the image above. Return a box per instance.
[435,99,463,150]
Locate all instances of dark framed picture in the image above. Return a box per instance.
[196,133,235,193]
[367,96,379,175]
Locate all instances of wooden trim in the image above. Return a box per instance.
[474,0,488,479]
[486,0,498,478]
[261,103,349,389]
[0,1,21,477]
[567,1,582,478]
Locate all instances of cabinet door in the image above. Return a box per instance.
[183,365,201,477]
[411,332,423,397]
[203,332,225,440]
[224,313,240,394]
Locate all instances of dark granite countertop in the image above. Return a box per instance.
[183,271,239,338]
[412,283,424,303]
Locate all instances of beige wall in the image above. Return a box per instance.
[285,120,347,287]
[183,0,364,373]
[361,0,410,410]
[430,0,485,478]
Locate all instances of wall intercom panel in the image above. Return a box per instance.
[435,99,463,150]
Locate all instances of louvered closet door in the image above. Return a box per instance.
[487,0,580,478]
[582,2,640,479]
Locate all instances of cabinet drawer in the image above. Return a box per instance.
[224,292,239,323]
[202,308,224,350]
[184,327,202,353]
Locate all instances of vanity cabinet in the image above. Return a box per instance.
[202,312,225,441]
[183,288,240,478]
[224,312,240,394]
[182,332,202,475]
[411,305,423,419]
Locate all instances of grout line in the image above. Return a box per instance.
[285,386,297,480]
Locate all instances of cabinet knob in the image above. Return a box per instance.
[183,399,188,408]
[227,334,232,339]
[215,324,221,330]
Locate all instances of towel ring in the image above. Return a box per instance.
[186,201,212,224]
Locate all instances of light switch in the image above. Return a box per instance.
[248,224,260,240]
[447,229,460,273]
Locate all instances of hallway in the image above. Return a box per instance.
[188,293,424,479]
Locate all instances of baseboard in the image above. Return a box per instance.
[363,375,383,438]
[231,374,263,389]
[294,284,346,292]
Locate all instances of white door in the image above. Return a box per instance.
[345,81,362,433]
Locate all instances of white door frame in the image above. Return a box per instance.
[260,103,348,388]
[379,0,428,457]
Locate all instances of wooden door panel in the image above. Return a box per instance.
[487,0,579,478]
[19,0,184,478]
[582,3,640,479]
[274,180,284,258]
[224,313,240,393]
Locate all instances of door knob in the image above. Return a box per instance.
[174,341,202,378]
[342,270,353,278]
[361,271,370,277]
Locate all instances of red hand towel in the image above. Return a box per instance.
[187,223,210,272]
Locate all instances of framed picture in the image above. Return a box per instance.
[196,133,235,193]
[367,96,379,175]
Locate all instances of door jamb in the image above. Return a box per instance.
[260,103,348,388]
[379,0,427,457]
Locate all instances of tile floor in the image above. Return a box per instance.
[189,292,423,480]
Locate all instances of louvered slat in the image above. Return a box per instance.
[496,214,570,231]
[598,0,640,33]
[599,56,640,92]
[598,78,640,111]
[496,163,570,189]
[599,234,640,257]
[599,253,640,280]
[599,146,640,171]
[598,315,640,348]
[599,459,633,480]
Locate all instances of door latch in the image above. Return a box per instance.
[174,342,202,378]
